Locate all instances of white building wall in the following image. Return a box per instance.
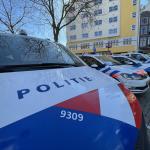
[66,0,120,42]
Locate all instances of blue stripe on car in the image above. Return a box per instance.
[144,67,150,72]
[0,106,138,150]
[102,67,111,73]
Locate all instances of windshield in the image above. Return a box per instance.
[143,54,150,60]
[130,54,148,62]
[112,57,136,65]
[0,34,83,68]
[96,56,121,66]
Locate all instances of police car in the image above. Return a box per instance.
[112,55,150,76]
[0,33,149,150]
[80,54,150,94]
[124,53,150,64]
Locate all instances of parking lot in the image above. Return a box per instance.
[136,88,150,142]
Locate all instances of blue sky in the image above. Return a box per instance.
[142,0,148,4]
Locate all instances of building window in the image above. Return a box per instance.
[148,25,150,33]
[141,17,149,25]
[140,38,147,47]
[70,25,76,30]
[109,28,117,35]
[94,20,102,25]
[70,35,76,40]
[94,9,102,16]
[67,16,74,22]
[69,45,77,50]
[132,12,136,18]
[131,25,136,30]
[82,33,89,38]
[111,40,119,46]
[132,0,137,5]
[81,13,89,19]
[95,31,102,37]
[94,0,102,5]
[109,16,118,23]
[141,26,148,35]
[94,41,103,48]
[81,43,90,49]
[148,37,150,46]
[81,23,88,29]
[109,5,118,12]
[123,38,132,45]
[69,7,75,13]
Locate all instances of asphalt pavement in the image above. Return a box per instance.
[136,89,150,142]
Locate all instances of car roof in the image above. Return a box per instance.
[112,55,129,58]
[80,54,102,57]
[0,33,55,45]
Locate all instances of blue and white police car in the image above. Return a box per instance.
[112,55,150,76]
[0,33,149,150]
[124,53,150,64]
[80,54,150,94]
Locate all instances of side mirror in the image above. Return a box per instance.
[135,63,142,67]
[91,64,98,68]
[127,61,133,65]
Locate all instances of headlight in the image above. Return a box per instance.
[120,73,142,80]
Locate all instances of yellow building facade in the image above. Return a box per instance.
[66,0,140,54]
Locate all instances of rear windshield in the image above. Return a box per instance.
[0,34,83,67]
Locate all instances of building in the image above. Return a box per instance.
[66,0,140,54]
[139,1,150,53]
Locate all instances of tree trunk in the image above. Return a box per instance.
[53,27,59,42]
[54,33,59,42]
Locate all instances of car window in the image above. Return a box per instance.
[131,54,146,62]
[80,56,105,68]
[96,56,121,66]
[113,57,134,65]
[0,35,83,67]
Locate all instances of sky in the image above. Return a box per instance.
[142,0,148,4]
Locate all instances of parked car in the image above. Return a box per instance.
[124,53,150,64]
[0,33,149,150]
[80,54,150,94]
[112,55,150,76]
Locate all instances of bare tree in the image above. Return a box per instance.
[0,0,31,34]
[31,0,94,42]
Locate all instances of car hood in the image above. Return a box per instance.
[111,65,139,74]
[119,64,150,72]
[0,66,138,150]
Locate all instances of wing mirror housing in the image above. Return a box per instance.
[91,64,98,68]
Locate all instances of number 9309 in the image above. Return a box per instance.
[60,110,84,122]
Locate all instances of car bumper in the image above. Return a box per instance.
[122,77,150,94]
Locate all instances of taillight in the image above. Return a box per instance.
[118,83,142,129]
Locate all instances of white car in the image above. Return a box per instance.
[80,54,150,94]
[0,33,149,150]
[124,53,150,64]
[112,55,150,76]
